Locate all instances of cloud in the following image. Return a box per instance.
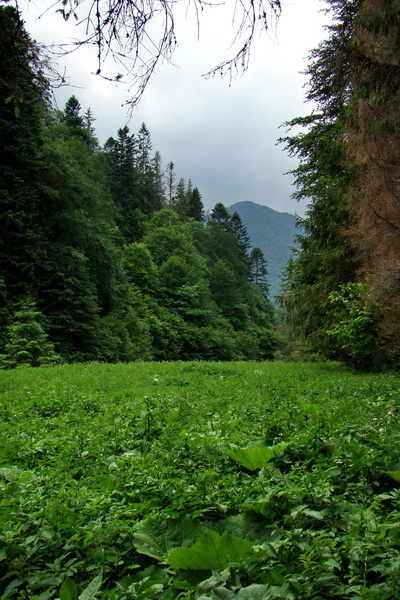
[22,0,329,216]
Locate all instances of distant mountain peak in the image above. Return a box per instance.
[227,201,298,299]
[230,200,296,217]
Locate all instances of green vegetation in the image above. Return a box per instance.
[1,360,400,598]
[279,0,400,369]
[227,202,298,301]
[0,6,276,367]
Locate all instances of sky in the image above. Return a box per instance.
[21,0,331,217]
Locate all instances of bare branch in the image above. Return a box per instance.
[25,0,281,105]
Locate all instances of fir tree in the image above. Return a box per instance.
[249,247,269,297]
[2,301,59,368]
[187,187,204,221]
[0,6,47,334]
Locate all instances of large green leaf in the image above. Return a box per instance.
[79,572,103,600]
[385,469,400,483]
[166,529,255,571]
[206,512,274,543]
[210,582,294,599]
[132,516,202,560]
[59,578,78,600]
[225,443,287,471]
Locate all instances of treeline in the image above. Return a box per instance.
[279,0,400,370]
[0,5,275,366]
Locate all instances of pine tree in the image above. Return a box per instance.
[152,151,166,206]
[64,95,84,130]
[249,247,269,297]
[210,203,232,231]
[0,6,47,338]
[187,187,204,221]
[230,211,251,253]
[2,301,59,368]
[173,178,189,219]
[165,161,176,207]
[104,125,144,241]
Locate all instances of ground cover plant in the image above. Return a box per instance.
[1,361,400,599]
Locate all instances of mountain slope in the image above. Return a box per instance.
[228,201,299,299]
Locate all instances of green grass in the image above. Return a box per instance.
[1,361,400,599]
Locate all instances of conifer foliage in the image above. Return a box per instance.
[1,301,59,368]
[280,0,400,369]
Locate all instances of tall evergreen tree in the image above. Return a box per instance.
[2,301,59,368]
[0,6,47,337]
[187,187,204,221]
[278,0,400,366]
[63,95,84,130]
[210,202,232,231]
[249,247,269,297]
[173,178,189,219]
[104,125,144,241]
[230,211,251,253]
[136,122,163,214]
[165,161,176,207]
[152,151,166,206]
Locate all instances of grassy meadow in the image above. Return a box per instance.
[1,360,400,599]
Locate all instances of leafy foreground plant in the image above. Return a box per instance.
[1,361,400,599]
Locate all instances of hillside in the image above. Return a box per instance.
[228,201,299,299]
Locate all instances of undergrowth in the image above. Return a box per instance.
[1,361,400,599]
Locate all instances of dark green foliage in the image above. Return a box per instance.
[249,247,269,297]
[278,0,363,363]
[172,179,205,222]
[2,301,59,368]
[0,6,46,304]
[211,202,232,230]
[209,258,250,330]
[136,122,164,215]
[103,125,143,242]
[230,211,251,253]
[1,361,400,597]
[187,186,204,221]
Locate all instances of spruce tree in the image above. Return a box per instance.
[2,302,59,368]
[249,247,269,298]
[187,187,204,221]
[230,211,251,253]
[0,6,48,347]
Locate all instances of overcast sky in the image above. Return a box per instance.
[21,0,331,216]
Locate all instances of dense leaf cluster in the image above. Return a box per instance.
[1,361,400,597]
[0,6,275,366]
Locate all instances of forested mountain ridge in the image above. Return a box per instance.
[227,201,298,299]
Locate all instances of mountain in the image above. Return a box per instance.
[227,201,299,300]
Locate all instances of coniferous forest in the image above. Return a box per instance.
[0,4,275,367]
[2,0,400,371]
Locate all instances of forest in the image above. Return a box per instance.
[0,4,275,367]
[2,3,400,598]
[1,0,400,370]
